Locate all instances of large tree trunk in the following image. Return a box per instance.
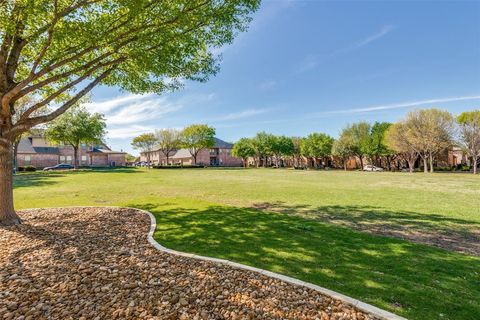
[73,145,79,169]
[359,156,364,170]
[429,153,434,173]
[407,158,415,173]
[473,156,478,174]
[422,156,428,173]
[13,138,20,171]
[0,140,21,225]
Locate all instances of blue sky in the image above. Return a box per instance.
[88,0,480,155]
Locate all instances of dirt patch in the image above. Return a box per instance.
[0,207,380,320]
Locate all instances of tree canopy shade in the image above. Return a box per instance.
[131,133,157,166]
[181,124,215,164]
[232,137,255,167]
[301,133,334,167]
[0,0,260,225]
[457,110,480,174]
[45,106,106,168]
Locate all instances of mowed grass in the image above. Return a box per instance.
[13,168,480,319]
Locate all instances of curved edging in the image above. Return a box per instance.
[20,206,406,320]
[140,208,407,320]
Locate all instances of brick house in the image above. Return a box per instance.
[140,137,243,167]
[16,134,126,168]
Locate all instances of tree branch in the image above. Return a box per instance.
[7,67,115,139]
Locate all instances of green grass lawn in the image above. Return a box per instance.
[13,168,480,319]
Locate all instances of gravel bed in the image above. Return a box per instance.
[0,207,380,320]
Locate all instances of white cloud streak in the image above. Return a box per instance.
[324,95,480,115]
[213,108,271,121]
[351,25,393,50]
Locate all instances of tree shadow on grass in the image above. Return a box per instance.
[129,202,480,320]
[250,201,480,256]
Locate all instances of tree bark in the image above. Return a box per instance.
[473,156,478,174]
[423,156,428,173]
[73,145,79,169]
[0,140,21,225]
[13,138,20,171]
[359,156,364,170]
[429,153,434,173]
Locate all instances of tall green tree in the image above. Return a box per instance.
[332,135,355,171]
[291,136,304,168]
[253,131,276,167]
[131,133,157,167]
[338,122,371,169]
[232,137,255,167]
[0,1,259,225]
[457,110,480,174]
[45,106,106,169]
[181,124,215,164]
[271,135,294,167]
[366,122,394,169]
[155,128,181,165]
[301,132,334,168]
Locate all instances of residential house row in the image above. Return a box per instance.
[16,134,127,168]
[140,137,243,167]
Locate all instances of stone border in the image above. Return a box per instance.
[22,206,407,320]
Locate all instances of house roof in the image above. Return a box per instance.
[33,147,59,154]
[87,148,126,154]
[17,138,36,153]
[213,137,233,148]
[171,149,192,159]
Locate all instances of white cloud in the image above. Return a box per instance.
[85,94,155,114]
[259,80,277,90]
[213,108,271,121]
[324,95,480,115]
[107,125,156,139]
[106,98,182,125]
[351,25,393,50]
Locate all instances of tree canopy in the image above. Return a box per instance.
[457,110,480,174]
[181,124,215,164]
[45,105,106,168]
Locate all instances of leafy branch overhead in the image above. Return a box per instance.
[0,0,260,140]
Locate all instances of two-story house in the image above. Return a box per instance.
[16,134,126,168]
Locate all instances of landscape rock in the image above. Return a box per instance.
[0,207,379,319]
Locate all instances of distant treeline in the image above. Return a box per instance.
[231,108,480,174]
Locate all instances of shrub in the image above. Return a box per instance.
[17,166,36,172]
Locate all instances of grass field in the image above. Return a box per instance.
[13,168,480,319]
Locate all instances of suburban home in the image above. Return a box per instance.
[140,137,243,167]
[16,134,127,168]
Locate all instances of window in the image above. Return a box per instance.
[81,156,87,165]
[66,156,72,164]
[24,155,31,166]
[80,143,87,148]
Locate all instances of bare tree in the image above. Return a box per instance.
[155,128,181,165]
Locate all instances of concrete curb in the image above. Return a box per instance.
[22,206,407,320]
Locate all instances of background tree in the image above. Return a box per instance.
[366,122,394,170]
[457,110,480,174]
[131,133,157,167]
[332,135,354,171]
[385,122,418,173]
[339,122,371,169]
[253,132,275,167]
[155,128,181,166]
[232,137,255,167]
[0,1,259,224]
[271,135,294,167]
[301,133,334,168]
[404,109,454,173]
[291,137,304,168]
[45,106,106,169]
[181,124,215,164]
